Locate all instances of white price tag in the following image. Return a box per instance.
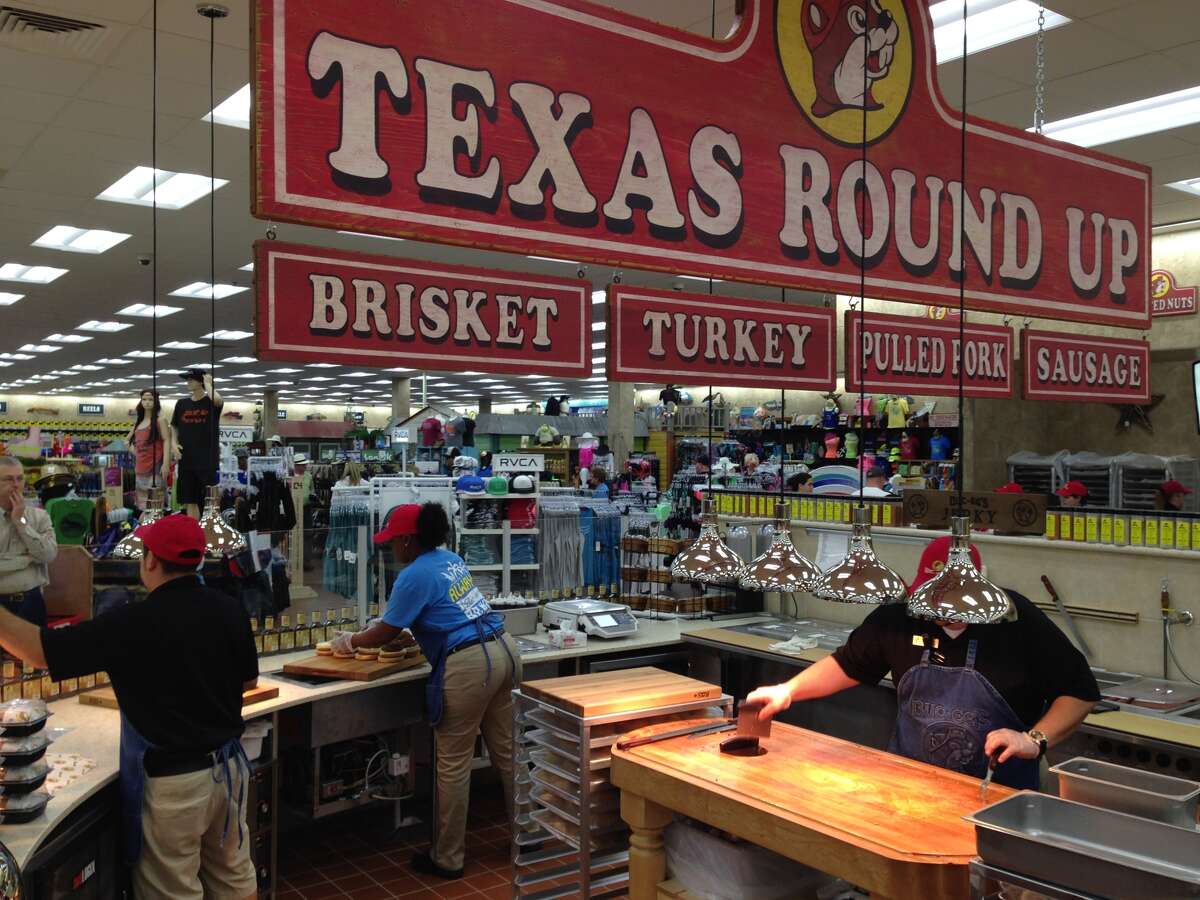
[344,551,357,564]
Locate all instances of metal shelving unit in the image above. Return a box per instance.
[456,487,540,594]
[510,689,733,900]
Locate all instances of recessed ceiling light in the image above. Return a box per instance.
[1167,178,1200,198]
[125,350,166,359]
[1038,83,1200,148]
[71,364,103,371]
[95,358,134,366]
[591,322,605,331]
[0,293,23,306]
[232,373,260,379]
[19,344,60,353]
[305,376,335,382]
[269,368,302,374]
[33,225,131,254]
[98,166,228,210]
[0,264,68,284]
[1152,218,1200,233]
[591,341,605,350]
[931,0,1069,64]
[270,380,293,386]
[592,357,606,366]
[222,356,257,364]
[590,290,606,304]
[183,362,220,369]
[342,372,373,377]
[117,304,183,318]
[156,368,185,375]
[204,83,250,129]
[78,320,133,333]
[169,282,248,300]
[45,333,92,344]
[369,379,392,385]
[307,363,338,368]
[337,230,405,241]
[161,340,206,350]
[203,329,254,340]
[674,274,724,284]
[384,367,414,373]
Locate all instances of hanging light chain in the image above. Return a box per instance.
[1034,4,1047,134]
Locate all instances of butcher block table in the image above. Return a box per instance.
[610,720,1015,900]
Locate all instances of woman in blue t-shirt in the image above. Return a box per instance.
[332,503,520,881]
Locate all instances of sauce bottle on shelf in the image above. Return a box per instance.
[263,616,278,654]
[295,613,310,649]
[279,614,294,651]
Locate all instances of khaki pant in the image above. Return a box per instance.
[432,632,522,871]
[134,764,257,900]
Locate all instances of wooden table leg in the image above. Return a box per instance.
[621,791,674,900]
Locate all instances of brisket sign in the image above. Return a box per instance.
[844,311,1013,398]
[606,286,836,390]
[253,240,590,376]
[1021,330,1150,404]
[252,0,1151,329]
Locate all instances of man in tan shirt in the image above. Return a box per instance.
[0,457,56,625]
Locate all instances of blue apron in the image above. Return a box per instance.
[888,638,1040,790]
[418,616,515,727]
[119,712,251,867]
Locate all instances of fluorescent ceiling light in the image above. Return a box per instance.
[342,371,373,377]
[169,281,248,299]
[95,358,133,366]
[369,379,392,385]
[239,261,254,271]
[117,304,182,318]
[77,320,132,333]
[591,290,606,304]
[674,274,724,284]
[269,368,302,374]
[1153,218,1200,233]
[183,362,220,369]
[231,373,260,379]
[33,225,131,254]
[204,83,250,129]
[0,263,68,284]
[337,231,405,241]
[591,322,605,331]
[125,350,166,359]
[20,344,60,353]
[161,340,206,350]
[591,341,605,350]
[203,329,254,340]
[305,376,334,382]
[527,255,576,264]
[45,334,91,344]
[384,367,414,373]
[1037,83,1200,148]
[1167,178,1200,199]
[931,0,1068,63]
[0,293,23,306]
[71,364,102,371]
[222,356,257,364]
[98,166,228,210]
[307,363,338,368]
[592,357,606,365]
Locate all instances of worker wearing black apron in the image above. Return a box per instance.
[747,536,1100,789]
[333,502,520,881]
[0,514,259,898]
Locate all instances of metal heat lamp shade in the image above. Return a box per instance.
[907,516,1012,624]
[812,506,908,605]
[199,485,247,558]
[740,502,821,592]
[670,498,744,585]
[110,488,167,560]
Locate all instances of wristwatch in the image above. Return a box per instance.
[1027,729,1048,759]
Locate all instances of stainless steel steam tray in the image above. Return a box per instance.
[966,793,1200,900]
[1050,757,1200,829]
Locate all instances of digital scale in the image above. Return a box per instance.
[542,599,639,639]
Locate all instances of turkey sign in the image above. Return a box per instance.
[252,0,1151,329]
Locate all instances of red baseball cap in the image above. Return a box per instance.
[994,483,1024,494]
[1056,480,1089,499]
[910,535,983,590]
[374,504,420,544]
[135,513,206,566]
[1161,480,1193,496]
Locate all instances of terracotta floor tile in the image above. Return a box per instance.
[431,881,480,899]
[298,883,347,900]
[464,870,507,891]
[276,892,303,900]
[477,886,513,900]
[377,875,428,896]
[333,872,377,892]
[348,885,397,900]
[318,861,363,881]
[284,869,331,888]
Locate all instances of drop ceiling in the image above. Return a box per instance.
[0,0,1195,409]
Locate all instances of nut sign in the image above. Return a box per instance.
[253,0,1151,329]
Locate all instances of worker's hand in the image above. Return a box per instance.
[329,631,356,656]
[171,444,183,462]
[985,728,1040,765]
[745,684,792,722]
[9,486,25,522]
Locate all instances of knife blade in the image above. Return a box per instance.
[737,699,772,738]
[979,750,1000,802]
[615,720,735,750]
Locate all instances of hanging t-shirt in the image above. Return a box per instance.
[457,417,475,447]
[824,433,840,459]
[930,432,952,460]
[885,397,909,429]
[659,386,681,405]
[843,432,859,459]
[900,434,921,460]
[171,395,222,471]
[821,405,839,428]
[419,418,443,447]
[545,396,563,416]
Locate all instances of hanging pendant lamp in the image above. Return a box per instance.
[111,488,167,560]
[811,506,907,605]
[199,485,247,557]
[907,517,1011,624]
[671,498,744,585]
[739,502,821,592]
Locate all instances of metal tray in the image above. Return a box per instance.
[967,793,1200,899]
[1100,677,1200,711]
[1051,757,1200,828]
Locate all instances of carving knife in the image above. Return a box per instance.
[1041,575,1091,659]
[979,750,1000,802]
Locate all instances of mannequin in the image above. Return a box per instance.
[821,397,840,429]
[885,394,909,429]
[128,389,171,507]
[170,370,224,518]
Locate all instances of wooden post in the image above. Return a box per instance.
[621,791,674,900]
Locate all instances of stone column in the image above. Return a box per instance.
[478,396,493,414]
[391,377,411,421]
[262,389,278,440]
[607,381,636,472]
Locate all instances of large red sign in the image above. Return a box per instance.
[254,241,590,376]
[1150,270,1197,317]
[1021,330,1150,404]
[607,286,836,389]
[252,0,1151,329]
[844,312,1013,398]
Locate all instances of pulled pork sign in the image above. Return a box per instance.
[606,286,836,389]
[252,0,1151,329]
[1021,330,1150,404]
[253,241,590,377]
[844,311,1013,398]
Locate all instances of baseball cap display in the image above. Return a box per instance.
[1055,480,1089,499]
[509,474,535,494]
[373,504,421,544]
[135,513,206,566]
[456,475,485,494]
[486,475,509,496]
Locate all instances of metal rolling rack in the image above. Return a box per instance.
[510,690,734,900]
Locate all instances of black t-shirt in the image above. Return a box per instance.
[660,386,682,405]
[832,590,1099,728]
[42,576,257,754]
[171,395,223,471]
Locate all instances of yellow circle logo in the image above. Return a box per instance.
[1150,271,1170,300]
[777,0,914,146]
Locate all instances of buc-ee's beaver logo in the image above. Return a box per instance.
[777,0,913,146]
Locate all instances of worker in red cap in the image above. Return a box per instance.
[331,503,519,881]
[1157,480,1193,512]
[0,513,258,897]
[1055,480,1088,508]
[748,531,1099,790]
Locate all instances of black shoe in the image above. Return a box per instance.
[411,850,463,880]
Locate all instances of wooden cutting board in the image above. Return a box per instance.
[281,653,426,682]
[520,667,721,717]
[80,684,281,710]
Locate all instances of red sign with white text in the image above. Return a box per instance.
[844,312,1013,398]
[1021,330,1150,404]
[607,286,836,390]
[1150,270,1198,317]
[254,241,590,376]
[252,0,1151,329]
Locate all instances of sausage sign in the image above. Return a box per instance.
[1021,330,1150,404]
[252,0,1151,329]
